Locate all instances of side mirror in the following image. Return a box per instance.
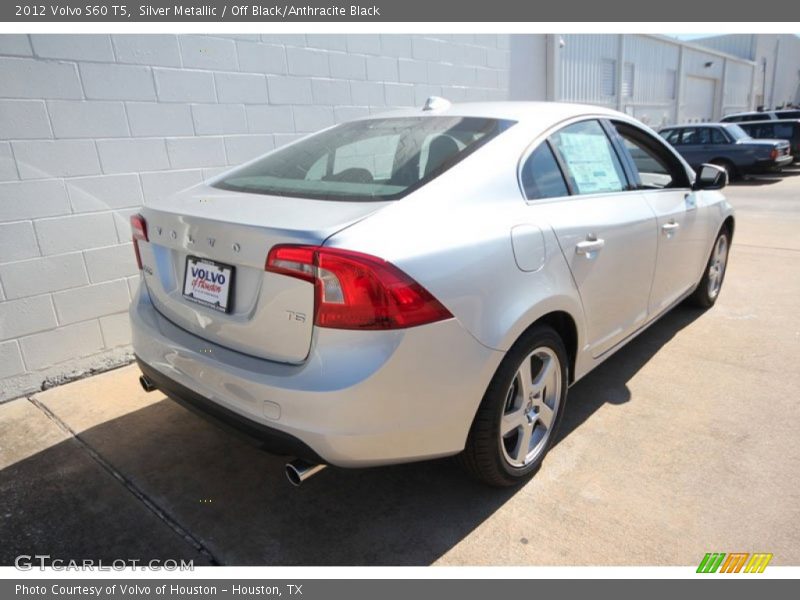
[693,163,727,190]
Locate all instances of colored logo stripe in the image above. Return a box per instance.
[697,553,726,573]
[720,553,749,573]
[744,553,773,573]
[697,552,773,573]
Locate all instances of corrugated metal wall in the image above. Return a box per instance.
[626,36,680,105]
[558,34,619,108]
[553,34,756,127]
[724,61,754,115]
[692,34,757,60]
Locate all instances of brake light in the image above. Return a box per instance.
[130,214,147,270]
[266,245,453,330]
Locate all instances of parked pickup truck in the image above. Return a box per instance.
[659,123,793,179]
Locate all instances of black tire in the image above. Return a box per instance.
[710,159,737,182]
[458,324,568,487]
[686,227,731,308]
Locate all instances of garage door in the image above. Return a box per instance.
[684,77,716,123]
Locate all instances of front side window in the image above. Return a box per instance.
[548,120,628,195]
[521,142,569,200]
[613,122,689,190]
[661,129,681,145]
[214,117,513,201]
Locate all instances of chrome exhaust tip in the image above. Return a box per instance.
[139,375,157,393]
[285,460,327,487]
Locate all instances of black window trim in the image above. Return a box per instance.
[542,139,575,197]
[600,119,638,191]
[516,116,683,202]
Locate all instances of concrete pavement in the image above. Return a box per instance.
[1,170,799,566]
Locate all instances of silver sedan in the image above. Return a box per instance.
[130,100,734,487]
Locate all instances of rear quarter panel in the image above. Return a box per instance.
[326,128,587,362]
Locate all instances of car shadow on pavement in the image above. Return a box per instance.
[733,176,784,186]
[556,305,703,444]
[0,306,705,567]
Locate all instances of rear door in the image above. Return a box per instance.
[672,126,707,168]
[536,119,658,357]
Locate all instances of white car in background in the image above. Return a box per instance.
[130,100,734,487]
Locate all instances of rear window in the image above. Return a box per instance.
[213,116,514,201]
[725,124,750,140]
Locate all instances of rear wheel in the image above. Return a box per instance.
[687,228,730,308]
[710,159,737,182]
[458,325,568,487]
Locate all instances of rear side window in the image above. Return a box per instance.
[710,128,729,144]
[521,143,569,200]
[213,116,513,201]
[755,124,774,138]
[548,120,627,195]
[774,123,795,139]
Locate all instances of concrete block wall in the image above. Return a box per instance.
[0,33,511,401]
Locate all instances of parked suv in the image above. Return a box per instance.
[737,120,800,162]
[659,123,792,179]
[722,109,800,123]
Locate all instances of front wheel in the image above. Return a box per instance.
[458,325,568,487]
[687,228,730,308]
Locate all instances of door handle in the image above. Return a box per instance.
[661,221,680,234]
[576,237,605,255]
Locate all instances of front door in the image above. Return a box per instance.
[610,120,707,314]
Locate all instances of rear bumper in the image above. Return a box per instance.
[754,155,793,171]
[136,357,324,463]
[130,280,503,467]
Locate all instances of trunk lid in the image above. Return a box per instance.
[137,183,388,363]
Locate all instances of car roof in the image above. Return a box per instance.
[660,123,734,130]
[723,110,775,118]
[367,100,630,125]
[739,118,800,124]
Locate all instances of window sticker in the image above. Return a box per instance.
[556,132,625,194]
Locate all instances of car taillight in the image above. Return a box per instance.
[130,214,147,270]
[266,245,453,330]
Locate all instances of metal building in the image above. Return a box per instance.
[691,34,800,110]
[510,34,759,128]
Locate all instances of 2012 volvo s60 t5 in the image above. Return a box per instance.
[130,99,734,487]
